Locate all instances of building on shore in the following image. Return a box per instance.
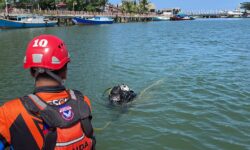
[147,3,156,12]
[104,3,121,13]
[158,8,181,17]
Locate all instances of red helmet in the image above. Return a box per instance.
[24,34,70,70]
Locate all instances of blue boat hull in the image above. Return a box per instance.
[72,17,113,25]
[0,18,57,28]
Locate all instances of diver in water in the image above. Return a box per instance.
[109,84,137,104]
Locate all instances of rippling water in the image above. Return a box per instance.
[0,18,250,150]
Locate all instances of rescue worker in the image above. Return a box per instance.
[0,34,95,150]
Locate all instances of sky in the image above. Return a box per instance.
[109,0,244,11]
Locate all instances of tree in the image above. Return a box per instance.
[80,0,108,12]
[0,0,109,11]
[241,2,250,10]
[11,0,32,9]
[98,0,108,11]
[121,0,137,13]
[0,0,5,9]
[138,0,148,13]
[38,0,57,10]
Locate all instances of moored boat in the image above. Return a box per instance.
[153,16,170,21]
[72,16,114,25]
[170,14,194,21]
[0,15,57,28]
[227,9,243,18]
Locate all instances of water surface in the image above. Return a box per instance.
[0,18,249,150]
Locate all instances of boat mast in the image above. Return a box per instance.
[5,0,8,15]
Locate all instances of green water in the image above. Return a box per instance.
[0,18,250,150]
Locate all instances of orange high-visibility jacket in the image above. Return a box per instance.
[0,86,94,150]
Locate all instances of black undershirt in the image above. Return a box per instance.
[33,85,66,94]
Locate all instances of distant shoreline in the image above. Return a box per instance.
[0,9,249,26]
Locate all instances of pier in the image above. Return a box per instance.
[0,9,156,25]
[184,10,243,18]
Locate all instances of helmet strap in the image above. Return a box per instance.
[34,68,45,78]
[33,68,64,85]
[45,69,64,85]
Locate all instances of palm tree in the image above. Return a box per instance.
[139,0,148,13]
[121,0,132,13]
[122,0,138,13]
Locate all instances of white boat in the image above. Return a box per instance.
[153,16,170,21]
[227,9,243,17]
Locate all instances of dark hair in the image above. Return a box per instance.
[30,64,67,81]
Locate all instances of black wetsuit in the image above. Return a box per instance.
[109,85,136,104]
